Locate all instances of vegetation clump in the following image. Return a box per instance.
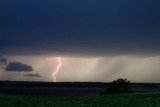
[102,78,131,94]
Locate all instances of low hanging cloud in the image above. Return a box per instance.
[5,62,33,72]
[23,73,41,78]
[0,56,8,65]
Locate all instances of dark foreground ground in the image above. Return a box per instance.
[0,81,107,96]
[0,87,105,96]
[1,93,160,107]
[1,81,160,107]
[0,81,160,96]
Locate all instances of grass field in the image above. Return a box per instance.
[1,92,160,107]
[1,82,160,107]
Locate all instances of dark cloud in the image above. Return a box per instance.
[0,55,8,65]
[0,0,160,56]
[23,73,41,78]
[5,62,33,72]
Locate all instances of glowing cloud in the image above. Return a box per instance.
[52,57,62,82]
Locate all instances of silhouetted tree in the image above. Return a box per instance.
[102,78,131,94]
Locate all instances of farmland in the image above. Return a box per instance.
[1,93,160,107]
[1,81,160,107]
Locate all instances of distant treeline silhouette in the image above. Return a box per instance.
[0,81,160,88]
[0,81,107,88]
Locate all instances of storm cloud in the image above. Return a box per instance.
[0,56,8,65]
[5,62,33,72]
[0,0,160,57]
[1,0,160,82]
[23,73,41,78]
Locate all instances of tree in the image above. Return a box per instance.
[102,78,131,94]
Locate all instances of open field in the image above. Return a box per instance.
[1,93,160,107]
[1,81,160,106]
[0,81,107,96]
[1,81,160,96]
[1,86,160,96]
[0,87,105,96]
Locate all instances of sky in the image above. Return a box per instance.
[0,0,160,82]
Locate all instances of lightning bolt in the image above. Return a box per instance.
[52,57,62,82]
